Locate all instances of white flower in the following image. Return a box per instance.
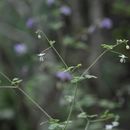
[112,121,119,127]
[38,53,46,62]
[105,124,113,130]
[126,45,130,50]
[119,54,128,63]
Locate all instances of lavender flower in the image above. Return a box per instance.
[56,71,72,81]
[26,18,36,28]
[100,18,113,29]
[14,43,27,55]
[60,6,72,16]
[46,0,55,6]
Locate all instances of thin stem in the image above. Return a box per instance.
[40,120,48,126]
[51,45,68,69]
[110,50,122,55]
[0,86,17,89]
[90,117,112,123]
[62,82,78,130]
[18,87,53,119]
[41,46,52,53]
[41,31,68,69]
[0,71,12,83]
[0,71,53,120]
[85,120,90,130]
[81,49,108,77]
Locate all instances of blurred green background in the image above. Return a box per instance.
[0,0,130,130]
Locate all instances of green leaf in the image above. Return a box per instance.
[101,44,115,50]
[48,123,59,130]
[71,76,84,83]
[11,78,22,86]
[49,119,60,123]
[65,95,74,103]
[49,40,56,46]
[71,74,97,83]
[77,112,87,119]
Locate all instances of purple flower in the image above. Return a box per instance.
[14,43,27,55]
[100,18,113,29]
[60,6,72,16]
[56,71,72,81]
[26,18,36,28]
[46,0,55,6]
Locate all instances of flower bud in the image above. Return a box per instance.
[126,45,130,50]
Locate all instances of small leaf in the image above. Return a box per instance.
[63,120,72,124]
[77,112,87,119]
[11,78,22,86]
[71,76,84,83]
[48,123,59,130]
[84,74,97,79]
[65,66,74,72]
[49,119,60,123]
[65,95,74,103]
[77,64,82,67]
[101,44,115,50]
[49,40,56,46]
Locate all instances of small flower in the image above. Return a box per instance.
[14,43,27,55]
[56,71,72,81]
[38,34,42,39]
[100,18,113,29]
[119,54,128,63]
[38,53,46,62]
[60,6,72,16]
[112,121,119,127]
[26,18,36,28]
[126,45,130,50]
[105,124,113,130]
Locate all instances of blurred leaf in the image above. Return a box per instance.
[77,112,87,119]
[11,77,22,86]
[101,44,115,50]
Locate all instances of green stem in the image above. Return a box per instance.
[110,50,122,55]
[0,71,53,120]
[63,82,78,130]
[0,71,12,83]
[81,49,108,77]
[0,86,17,88]
[85,120,90,130]
[41,46,52,53]
[42,31,68,69]
[18,87,53,119]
